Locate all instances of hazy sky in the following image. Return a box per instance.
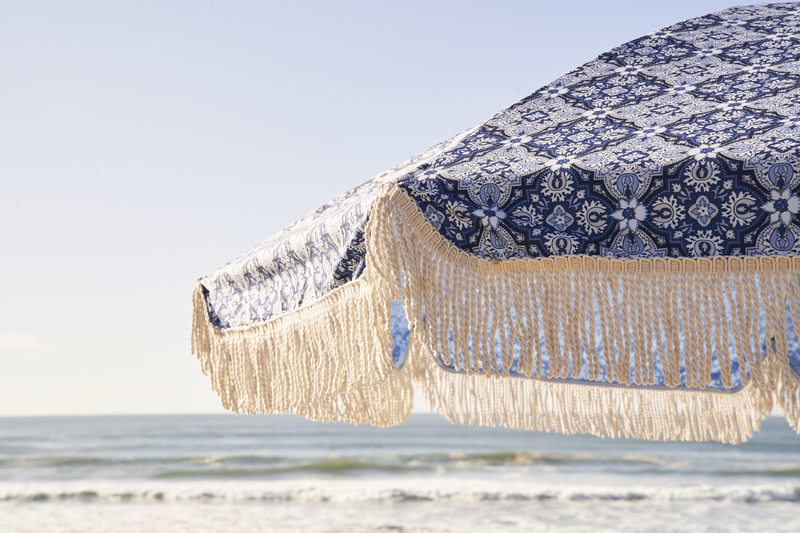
[1,0,741,416]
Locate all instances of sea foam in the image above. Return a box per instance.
[2,478,798,504]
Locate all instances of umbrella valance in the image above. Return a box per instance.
[192,2,800,443]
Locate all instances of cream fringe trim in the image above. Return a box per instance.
[191,264,413,427]
[192,181,800,440]
[407,333,777,444]
[370,183,800,441]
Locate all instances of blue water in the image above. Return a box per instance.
[1,414,799,532]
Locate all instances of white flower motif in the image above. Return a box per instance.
[720,19,746,28]
[762,188,800,225]
[544,156,579,171]
[715,100,747,112]
[665,84,697,94]
[740,64,770,74]
[770,31,799,40]
[781,116,800,129]
[540,86,569,97]
[581,107,611,120]
[695,48,723,56]
[473,206,507,229]
[615,65,642,75]
[612,197,647,233]
[501,135,532,146]
[634,126,666,137]
[687,144,722,161]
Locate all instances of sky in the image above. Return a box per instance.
[0,0,743,416]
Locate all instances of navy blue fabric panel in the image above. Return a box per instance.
[396,4,800,261]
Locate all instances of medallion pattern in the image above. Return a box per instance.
[397,3,800,261]
[202,2,800,357]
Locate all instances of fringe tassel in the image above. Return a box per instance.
[294,363,414,428]
[191,258,411,425]
[192,181,800,439]
[369,183,800,440]
[407,332,772,444]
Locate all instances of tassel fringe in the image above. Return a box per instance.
[191,182,800,441]
[407,332,774,444]
[191,264,409,426]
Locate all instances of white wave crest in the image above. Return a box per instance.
[2,478,798,504]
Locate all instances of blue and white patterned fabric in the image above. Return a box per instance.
[201,3,800,389]
[400,299,800,391]
[201,128,475,329]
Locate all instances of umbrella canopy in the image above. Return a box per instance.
[192,3,800,443]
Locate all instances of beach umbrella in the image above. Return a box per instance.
[192,3,800,443]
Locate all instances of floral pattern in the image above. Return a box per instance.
[397,5,800,263]
[200,4,800,387]
[201,128,477,328]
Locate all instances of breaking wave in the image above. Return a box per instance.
[2,479,798,504]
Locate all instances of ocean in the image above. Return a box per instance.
[0,413,798,533]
